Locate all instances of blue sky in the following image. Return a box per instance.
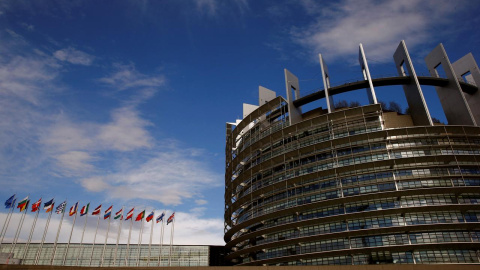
[0,0,479,246]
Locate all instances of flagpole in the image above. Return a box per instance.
[89,214,100,266]
[76,208,89,266]
[157,211,165,266]
[22,205,40,262]
[35,207,53,265]
[168,216,175,266]
[51,200,66,266]
[147,212,154,266]
[0,205,13,243]
[113,206,124,267]
[0,201,15,247]
[125,216,133,266]
[136,218,144,267]
[11,201,28,256]
[100,215,112,267]
[62,207,78,266]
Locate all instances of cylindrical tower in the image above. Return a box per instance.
[224,41,480,266]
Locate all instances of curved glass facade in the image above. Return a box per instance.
[225,103,480,265]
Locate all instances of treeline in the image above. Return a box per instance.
[334,100,444,124]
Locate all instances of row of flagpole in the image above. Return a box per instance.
[0,195,175,266]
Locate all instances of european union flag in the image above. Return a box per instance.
[4,195,15,209]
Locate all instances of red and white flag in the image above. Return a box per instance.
[31,198,42,212]
[92,205,102,215]
[167,212,175,225]
[125,208,134,220]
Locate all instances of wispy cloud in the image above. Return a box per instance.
[53,47,94,66]
[41,106,154,177]
[289,0,464,62]
[99,63,165,91]
[195,0,218,16]
[80,142,222,206]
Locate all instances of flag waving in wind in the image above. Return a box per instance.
[17,197,29,212]
[4,195,15,209]
[69,202,78,216]
[167,212,175,225]
[44,199,54,213]
[92,205,101,215]
[125,208,134,220]
[80,203,89,216]
[104,205,113,219]
[114,208,123,220]
[156,212,165,223]
[135,210,145,221]
[146,211,154,222]
[56,201,66,214]
[31,198,42,212]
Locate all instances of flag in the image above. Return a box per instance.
[125,208,134,220]
[4,195,15,209]
[56,201,66,214]
[69,202,78,216]
[44,199,54,213]
[80,203,90,216]
[92,205,101,215]
[167,212,175,225]
[114,208,123,220]
[135,210,145,221]
[156,212,165,223]
[17,196,29,212]
[104,205,113,219]
[146,211,154,222]
[31,198,42,212]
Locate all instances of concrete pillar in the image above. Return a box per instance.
[319,54,334,113]
[452,53,480,123]
[284,69,302,125]
[393,40,433,126]
[359,43,378,104]
[259,86,276,106]
[425,43,476,126]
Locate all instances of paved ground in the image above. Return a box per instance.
[1,265,480,270]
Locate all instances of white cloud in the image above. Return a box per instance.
[98,107,152,151]
[55,151,95,174]
[53,47,94,66]
[195,199,208,205]
[99,63,165,91]
[0,208,224,246]
[290,0,462,62]
[41,106,153,176]
[80,144,222,206]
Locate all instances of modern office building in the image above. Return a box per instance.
[224,41,480,265]
[0,243,225,266]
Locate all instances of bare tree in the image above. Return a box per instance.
[378,100,387,110]
[334,100,349,109]
[388,101,402,113]
[349,101,361,107]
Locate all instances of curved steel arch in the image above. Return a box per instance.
[293,76,479,108]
